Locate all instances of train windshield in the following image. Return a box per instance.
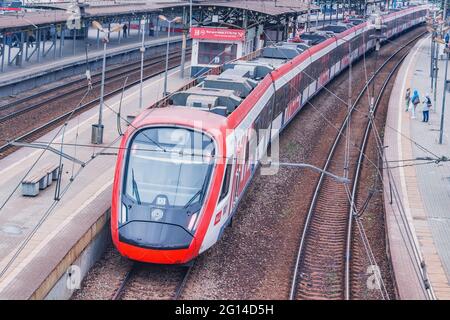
[123,127,215,208]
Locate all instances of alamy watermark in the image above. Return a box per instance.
[366,265,382,291]
[137,120,282,176]
[66,265,81,290]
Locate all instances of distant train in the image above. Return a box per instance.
[0,1,21,12]
[111,5,427,264]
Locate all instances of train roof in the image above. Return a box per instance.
[166,16,366,120]
[318,24,351,34]
[132,105,229,134]
[137,5,425,131]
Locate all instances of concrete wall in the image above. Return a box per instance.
[44,218,111,300]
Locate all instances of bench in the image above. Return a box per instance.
[22,164,60,197]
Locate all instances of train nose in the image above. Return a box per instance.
[116,231,199,265]
[119,220,194,251]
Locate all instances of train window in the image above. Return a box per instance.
[124,127,215,207]
[219,162,232,202]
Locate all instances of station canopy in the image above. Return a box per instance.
[0,0,320,31]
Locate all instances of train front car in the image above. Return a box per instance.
[111,108,227,264]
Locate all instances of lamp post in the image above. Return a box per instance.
[306,0,311,32]
[189,0,193,28]
[139,17,146,109]
[91,21,122,145]
[439,46,450,144]
[159,15,182,97]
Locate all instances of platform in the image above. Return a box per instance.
[384,35,450,300]
[0,62,192,299]
[0,33,182,88]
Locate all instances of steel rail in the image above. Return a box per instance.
[289,31,427,300]
[173,263,194,300]
[0,49,191,111]
[111,263,193,300]
[344,48,412,301]
[0,49,191,123]
[0,54,187,155]
[111,263,136,300]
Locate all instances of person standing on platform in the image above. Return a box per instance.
[410,89,420,119]
[123,24,128,38]
[422,93,432,123]
[405,87,411,112]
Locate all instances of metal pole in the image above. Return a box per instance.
[92,37,108,145]
[59,25,64,58]
[431,35,435,90]
[329,3,332,24]
[439,50,449,144]
[18,31,24,66]
[42,28,46,57]
[1,34,5,72]
[139,18,145,109]
[53,28,57,59]
[306,0,311,32]
[433,39,439,111]
[99,39,107,126]
[37,28,41,63]
[25,31,29,62]
[180,30,187,79]
[444,0,448,22]
[190,0,193,28]
[73,28,76,55]
[163,21,171,96]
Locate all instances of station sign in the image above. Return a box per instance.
[189,27,245,41]
[0,7,21,11]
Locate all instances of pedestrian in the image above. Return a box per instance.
[405,87,411,112]
[422,93,432,123]
[123,24,128,38]
[410,89,420,119]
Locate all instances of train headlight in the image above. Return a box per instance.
[188,212,199,232]
[120,203,128,224]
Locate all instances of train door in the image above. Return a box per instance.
[215,158,233,225]
[233,156,241,208]
[228,139,242,214]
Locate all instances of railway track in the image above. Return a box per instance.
[111,263,193,300]
[0,49,191,120]
[289,32,426,300]
[0,49,190,158]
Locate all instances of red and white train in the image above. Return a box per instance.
[111,5,427,264]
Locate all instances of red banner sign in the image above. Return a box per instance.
[190,27,245,41]
[0,7,21,11]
